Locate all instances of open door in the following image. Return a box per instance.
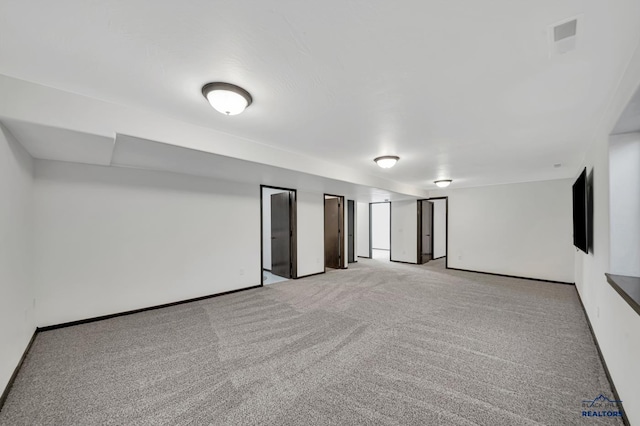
[417,200,434,264]
[324,196,344,269]
[347,200,355,263]
[271,192,292,278]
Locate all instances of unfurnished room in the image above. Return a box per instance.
[1,1,640,425]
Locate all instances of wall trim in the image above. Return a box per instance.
[446,267,574,285]
[0,330,37,413]
[295,271,325,279]
[38,285,262,332]
[574,288,629,426]
[390,259,418,265]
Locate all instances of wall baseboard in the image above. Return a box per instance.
[38,285,262,332]
[357,256,371,259]
[446,267,574,285]
[390,259,418,265]
[574,288,629,426]
[0,330,37,413]
[295,271,325,279]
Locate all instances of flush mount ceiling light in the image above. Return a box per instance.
[374,156,399,169]
[202,82,252,116]
[434,179,452,188]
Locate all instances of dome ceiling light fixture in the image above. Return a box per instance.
[202,82,252,116]
[434,179,452,188]
[374,155,400,169]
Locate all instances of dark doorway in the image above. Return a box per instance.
[324,194,344,269]
[271,192,292,278]
[417,200,434,264]
[347,200,355,263]
[417,197,448,267]
[261,186,297,284]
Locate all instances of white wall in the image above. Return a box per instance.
[433,179,575,283]
[356,202,370,257]
[609,133,640,277]
[573,53,640,422]
[432,199,447,259]
[391,200,417,263]
[297,191,324,277]
[261,187,287,270]
[33,160,261,327]
[371,203,390,250]
[0,124,35,393]
[575,132,640,424]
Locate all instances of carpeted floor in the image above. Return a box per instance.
[0,258,621,425]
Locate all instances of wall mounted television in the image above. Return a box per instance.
[572,167,590,253]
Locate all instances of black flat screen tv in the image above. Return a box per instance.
[572,167,588,253]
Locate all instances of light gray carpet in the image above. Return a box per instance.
[0,258,621,425]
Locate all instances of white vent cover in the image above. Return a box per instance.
[549,17,579,56]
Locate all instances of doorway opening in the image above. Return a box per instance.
[417,197,448,266]
[370,202,391,261]
[324,194,345,270]
[261,186,297,285]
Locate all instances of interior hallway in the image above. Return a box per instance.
[0,260,616,425]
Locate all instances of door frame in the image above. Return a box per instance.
[260,185,298,285]
[417,197,449,268]
[347,200,356,263]
[369,201,392,260]
[323,194,346,270]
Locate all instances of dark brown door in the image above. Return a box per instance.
[324,198,341,269]
[271,192,291,278]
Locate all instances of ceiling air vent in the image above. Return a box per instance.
[549,17,579,56]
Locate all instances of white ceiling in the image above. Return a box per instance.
[1,0,639,192]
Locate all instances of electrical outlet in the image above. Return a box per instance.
[458,255,462,260]
[239,268,245,276]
